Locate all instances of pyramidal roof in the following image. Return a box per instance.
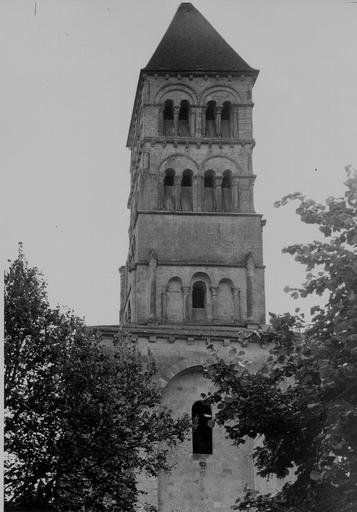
[145,3,257,73]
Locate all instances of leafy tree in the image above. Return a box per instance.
[206,166,357,511]
[4,244,189,512]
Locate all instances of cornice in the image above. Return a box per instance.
[91,323,268,348]
[135,209,261,217]
[139,136,256,148]
[131,261,266,270]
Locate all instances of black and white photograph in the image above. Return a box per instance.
[3,1,357,511]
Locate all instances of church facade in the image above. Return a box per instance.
[101,3,278,511]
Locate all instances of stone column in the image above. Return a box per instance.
[233,287,240,324]
[214,176,223,212]
[174,175,181,211]
[239,177,250,212]
[189,107,195,136]
[174,106,180,136]
[192,175,198,211]
[196,175,202,212]
[158,106,164,135]
[148,254,157,322]
[201,107,206,137]
[183,286,191,321]
[161,287,168,322]
[233,105,239,138]
[143,150,150,171]
[158,176,164,210]
[247,147,253,172]
[131,270,137,324]
[216,106,222,137]
[248,176,255,213]
[246,253,255,324]
[119,266,127,324]
[194,106,201,137]
[211,286,219,323]
[232,177,239,212]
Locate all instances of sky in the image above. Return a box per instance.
[2,0,357,326]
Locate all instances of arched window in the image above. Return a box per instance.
[192,281,206,321]
[163,169,175,210]
[203,170,215,212]
[221,101,232,137]
[178,100,190,136]
[192,401,213,454]
[180,169,193,211]
[163,100,174,136]
[221,170,232,212]
[205,101,217,137]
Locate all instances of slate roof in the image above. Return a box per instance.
[145,2,257,73]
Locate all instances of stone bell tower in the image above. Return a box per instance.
[114,3,275,511]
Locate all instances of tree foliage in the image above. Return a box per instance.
[4,245,189,512]
[206,166,357,511]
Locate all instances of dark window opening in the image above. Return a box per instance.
[221,101,232,138]
[203,171,215,212]
[205,101,217,137]
[204,172,214,188]
[178,100,190,136]
[164,169,175,210]
[222,170,233,211]
[163,100,174,136]
[180,170,193,211]
[222,170,232,188]
[181,170,192,187]
[164,169,175,186]
[192,281,205,309]
[192,401,213,454]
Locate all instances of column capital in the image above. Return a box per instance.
[210,286,219,295]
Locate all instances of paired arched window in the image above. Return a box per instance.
[163,169,194,211]
[162,99,191,137]
[205,100,233,138]
[192,401,213,454]
[162,169,236,212]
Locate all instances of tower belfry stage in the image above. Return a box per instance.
[99,3,278,510]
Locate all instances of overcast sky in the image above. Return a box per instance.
[2,0,357,325]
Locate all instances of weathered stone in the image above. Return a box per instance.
[94,3,282,512]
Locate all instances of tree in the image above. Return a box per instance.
[4,244,189,512]
[205,166,357,511]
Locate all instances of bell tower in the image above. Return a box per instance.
[116,3,274,511]
[120,3,265,329]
